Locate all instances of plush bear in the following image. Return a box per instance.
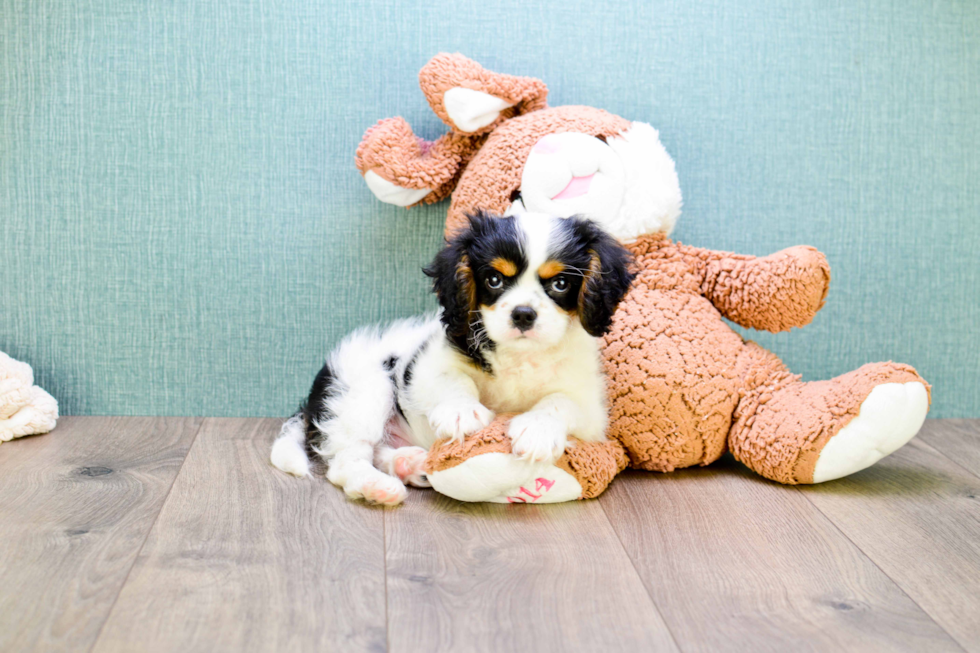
[0,351,58,443]
[355,53,930,503]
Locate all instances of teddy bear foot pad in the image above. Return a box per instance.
[812,381,928,483]
[427,452,582,503]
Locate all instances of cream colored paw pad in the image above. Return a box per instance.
[363,170,431,207]
[427,452,582,504]
[812,382,928,483]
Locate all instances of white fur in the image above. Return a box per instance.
[270,214,610,503]
[812,382,929,483]
[270,415,310,477]
[375,445,431,487]
[317,319,436,504]
[509,122,682,241]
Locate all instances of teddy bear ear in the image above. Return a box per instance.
[419,53,548,134]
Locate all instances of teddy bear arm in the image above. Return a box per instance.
[697,245,831,332]
[355,118,485,206]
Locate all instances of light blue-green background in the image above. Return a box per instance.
[2,0,978,418]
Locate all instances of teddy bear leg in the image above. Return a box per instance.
[808,373,928,483]
[729,346,929,484]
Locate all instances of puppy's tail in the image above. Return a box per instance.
[271,412,312,477]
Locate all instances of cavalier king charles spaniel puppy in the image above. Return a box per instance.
[271,211,634,504]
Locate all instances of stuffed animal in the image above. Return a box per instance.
[0,351,58,443]
[355,53,930,503]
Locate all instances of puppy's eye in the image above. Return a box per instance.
[551,276,569,293]
[486,273,504,290]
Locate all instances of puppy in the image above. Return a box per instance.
[271,211,635,505]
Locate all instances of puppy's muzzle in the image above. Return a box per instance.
[510,306,537,332]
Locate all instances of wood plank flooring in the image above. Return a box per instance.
[91,419,388,653]
[0,417,201,653]
[1,417,978,652]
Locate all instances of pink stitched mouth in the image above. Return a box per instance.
[552,173,594,200]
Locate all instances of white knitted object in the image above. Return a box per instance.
[0,351,58,442]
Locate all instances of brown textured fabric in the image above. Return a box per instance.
[729,360,931,483]
[603,235,746,472]
[424,413,515,474]
[602,234,927,481]
[701,245,831,332]
[419,53,549,134]
[354,118,486,204]
[424,413,629,499]
[555,437,630,499]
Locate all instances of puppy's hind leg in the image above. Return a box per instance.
[327,443,408,506]
[271,413,311,477]
[314,352,408,506]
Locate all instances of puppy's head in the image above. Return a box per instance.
[424,211,635,365]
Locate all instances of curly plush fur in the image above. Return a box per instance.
[0,351,58,443]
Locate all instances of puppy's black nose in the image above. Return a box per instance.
[511,306,537,332]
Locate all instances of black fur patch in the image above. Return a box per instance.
[550,216,635,336]
[300,361,337,457]
[389,369,407,421]
[402,336,431,387]
[424,211,527,370]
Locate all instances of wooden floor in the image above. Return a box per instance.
[1,418,978,652]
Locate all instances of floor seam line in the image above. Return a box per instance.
[598,490,685,653]
[85,416,208,653]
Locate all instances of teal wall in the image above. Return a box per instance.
[2,0,978,418]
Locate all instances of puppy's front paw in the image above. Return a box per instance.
[508,412,568,463]
[428,401,495,442]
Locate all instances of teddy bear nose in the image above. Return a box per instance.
[510,306,537,332]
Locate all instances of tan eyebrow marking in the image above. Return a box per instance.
[537,260,566,279]
[490,258,517,277]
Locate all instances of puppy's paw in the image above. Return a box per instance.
[343,470,408,506]
[428,401,495,442]
[508,411,568,464]
[387,446,431,487]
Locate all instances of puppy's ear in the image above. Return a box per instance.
[423,219,479,338]
[573,219,636,337]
